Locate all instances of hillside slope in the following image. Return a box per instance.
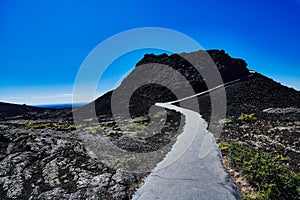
[77,50,299,120]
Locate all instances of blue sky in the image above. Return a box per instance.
[0,0,299,105]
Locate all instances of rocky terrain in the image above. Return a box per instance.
[0,50,299,199]
[0,114,140,199]
[0,107,181,199]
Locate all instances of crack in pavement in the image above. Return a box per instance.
[151,174,202,182]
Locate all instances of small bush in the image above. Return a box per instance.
[219,141,229,151]
[238,113,257,123]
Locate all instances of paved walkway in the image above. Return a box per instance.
[133,103,240,200]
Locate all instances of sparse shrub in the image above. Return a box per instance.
[153,110,167,119]
[133,117,149,125]
[111,123,118,129]
[99,124,106,131]
[25,121,47,129]
[33,124,47,129]
[123,123,146,133]
[52,123,76,132]
[220,119,233,125]
[25,121,76,132]
[66,125,76,132]
[113,155,141,170]
[24,121,34,129]
[222,142,300,199]
[276,154,289,161]
[87,124,107,134]
[219,141,229,151]
[238,113,257,123]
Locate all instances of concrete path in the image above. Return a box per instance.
[133,103,240,200]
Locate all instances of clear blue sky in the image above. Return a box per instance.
[1,0,299,105]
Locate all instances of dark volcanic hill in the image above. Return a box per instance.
[0,102,73,121]
[77,49,300,120]
[0,102,46,119]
